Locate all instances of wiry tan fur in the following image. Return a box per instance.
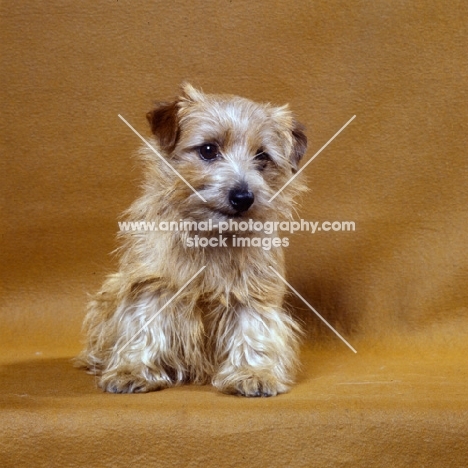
[76,84,307,397]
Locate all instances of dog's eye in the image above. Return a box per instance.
[198,144,219,161]
[254,149,271,162]
[254,149,271,171]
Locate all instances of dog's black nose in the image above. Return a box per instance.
[229,188,255,212]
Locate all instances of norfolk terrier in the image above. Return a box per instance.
[77,84,307,397]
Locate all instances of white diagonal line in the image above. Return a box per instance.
[269,266,357,353]
[116,265,206,356]
[269,115,356,202]
[118,114,207,202]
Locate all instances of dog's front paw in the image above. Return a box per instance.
[100,371,171,394]
[214,369,290,397]
[235,372,279,397]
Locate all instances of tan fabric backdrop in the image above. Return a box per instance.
[1,1,468,466]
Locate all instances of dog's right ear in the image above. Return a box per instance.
[179,82,205,103]
[146,101,180,151]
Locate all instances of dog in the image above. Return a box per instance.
[76,83,307,397]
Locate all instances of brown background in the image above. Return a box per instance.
[1,1,468,466]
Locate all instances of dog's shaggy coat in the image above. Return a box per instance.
[77,84,307,397]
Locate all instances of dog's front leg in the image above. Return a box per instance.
[94,292,206,393]
[212,305,301,397]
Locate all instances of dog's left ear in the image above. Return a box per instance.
[291,121,307,173]
[146,101,180,152]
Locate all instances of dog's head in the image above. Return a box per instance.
[145,83,307,224]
